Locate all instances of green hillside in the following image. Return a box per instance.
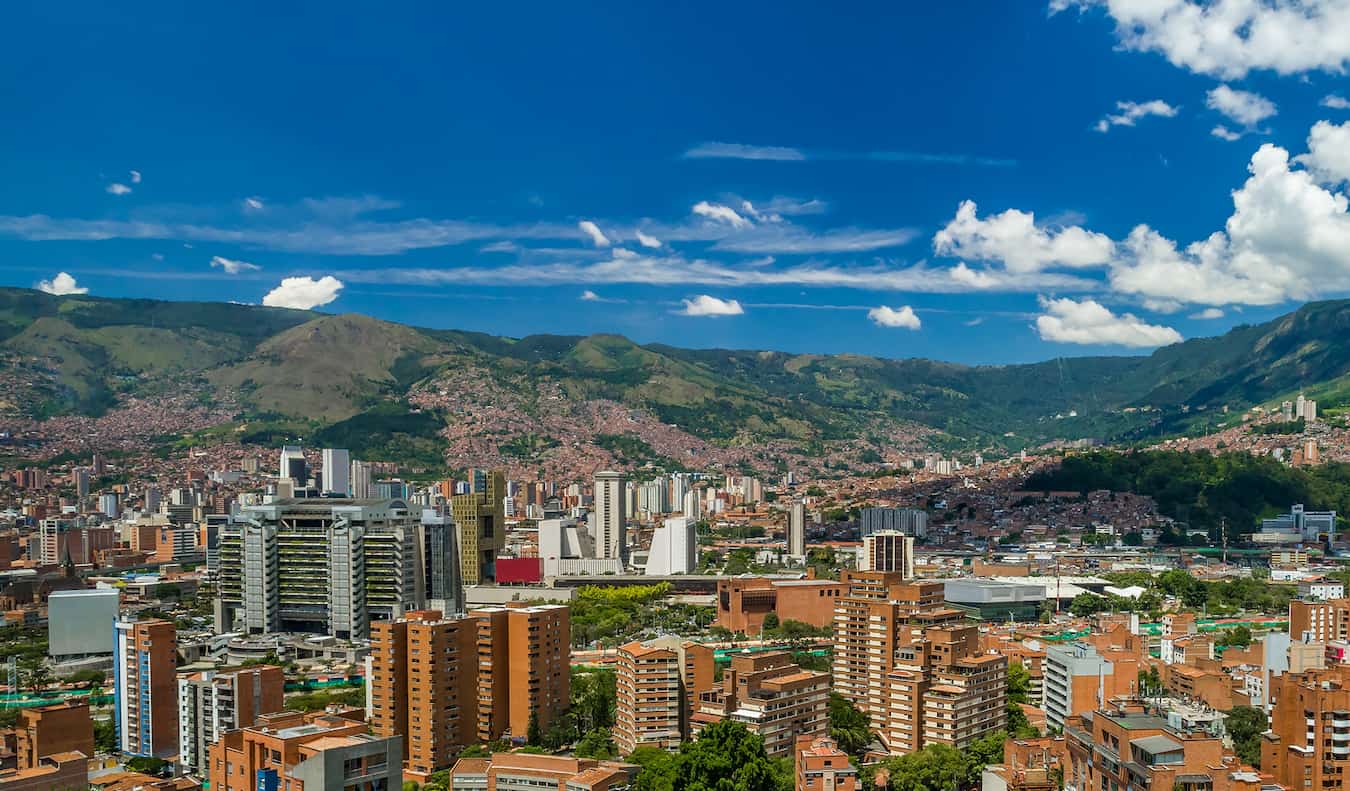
[2,287,1349,452]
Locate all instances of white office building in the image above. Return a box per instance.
[592,471,626,561]
[321,448,351,495]
[48,588,119,657]
[646,517,696,576]
[787,501,806,557]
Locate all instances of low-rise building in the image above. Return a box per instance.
[794,736,857,791]
[691,651,829,757]
[208,710,401,791]
[447,753,634,791]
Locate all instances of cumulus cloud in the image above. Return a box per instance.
[1295,120,1350,184]
[1211,125,1243,142]
[1094,99,1179,132]
[1035,297,1182,347]
[578,220,611,247]
[678,294,744,316]
[1206,85,1277,130]
[1051,0,1350,79]
[210,255,262,275]
[692,201,750,228]
[262,276,343,309]
[867,305,922,329]
[683,142,806,161]
[36,272,88,295]
[933,200,1114,273]
[1323,95,1350,110]
[635,229,662,248]
[106,183,132,195]
[1191,307,1225,319]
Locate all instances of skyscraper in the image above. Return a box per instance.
[178,666,285,775]
[278,445,307,485]
[787,501,806,557]
[859,530,914,577]
[420,509,464,616]
[470,605,571,742]
[452,470,506,586]
[351,460,373,498]
[114,618,178,758]
[859,507,927,538]
[321,448,350,495]
[593,471,626,562]
[646,517,696,575]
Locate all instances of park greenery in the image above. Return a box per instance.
[1226,706,1268,767]
[567,583,714,646]
[1097,570,1296,617]
[1026,450,1350,542]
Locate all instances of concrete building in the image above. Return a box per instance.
[369,611,478,781]
[278,445,307,485]
[1043,641,1141,731]
[470,605,571,743]
[879,625,1007,755]
[943,579,1043,621]
[453,471,506,586]
[1260,504,1337,543]
[177,666,285,776]
[447,753,633,791]
[592,471,626,562]
[216,498,422,640]
[787,501,806,558]
[859,507,927,538]
[114,618,178,758]
[47,588,118,658]
[794,736,857,791]
[420,509,464,616]
[351,460,374,499]
[208,710,401,791]
[858,530,914,577]
[691,651,829,758]
[614,637,715,755]
[321,448,350,496]
[1296,578,1345,601]
[645,517,696,576]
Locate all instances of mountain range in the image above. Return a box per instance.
[1,287,1347,471]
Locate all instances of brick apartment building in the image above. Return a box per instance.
[1262,664,1350,791]
[794,736,857,791]
[114,618,178,758]
[691,651,829,757]
[448,753,634,791]
[613,637,715,755]
[177,666,285,776]
[716,576,844,634]
[880,625,1007,754]
[208,710,401,791]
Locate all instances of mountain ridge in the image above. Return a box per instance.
[1,287,1348,469]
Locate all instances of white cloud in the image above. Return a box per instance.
[1211,125,1243,141]
[612,248,638,259]
[933,200,1114,273]
[683,142,807,161]
[580,290,600,301]
[262,276,343,309]
[106,183,131,195]
[1094,99,1180,132]
[678,294,744,316]
[1295,120,1350,184]
[129,170,142,184]
[635,230,661,248]
[1206,85,1277,128]
[867,305,922,330]
[692,201,750,229]
[36,272,88,295]
[1053,0,1350,79]
[210,255,262,275]
[578,220,611,247]
[243,196,265,211]
[1323,94,1350,109]
[1035,297,1182,347]
[1191,307,1225,319]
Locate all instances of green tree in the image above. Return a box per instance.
[457,745,491,758]
[1219,626,1253,648]
[94,718,117,753]
[828,693,872,756]
[675,720,779,791]
[1008,662,1032,705]
[526,711,542,746]
[18,656,52,694]
[761,613,780,634]
[629,747,677,791]
[1226,706,1268,767]
[576,728,616,760]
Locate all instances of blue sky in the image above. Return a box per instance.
[4,1,1350,364]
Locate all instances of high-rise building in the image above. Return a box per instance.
[645,517,696,576]
[321,448,351,495]
[14,701,94,773]
[691,651,829,757]
[420,509,464,616]
[859,507,927,538]
[453,470,506,586]
[787,501,806,557]
[877,625,1006,755]
[1043,640,1143,731]
[794,736,858,791]
[114,618,179,758]
[1289,597,1350,643]
[1263,664,1350,789]
[278,445,307,485]
[859,530,914,577]
[682,489,702,521]
[177,666,285,775]
[614,637,715,755]
[351,460,374,499]
[831,572,963,733]
[209,710,401,791]
[370,611,478,781]
[216,498,422,640]
[592,471,626,562]
[75,467,90,500]
[48,588,119,658]
[470,605,571,742]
